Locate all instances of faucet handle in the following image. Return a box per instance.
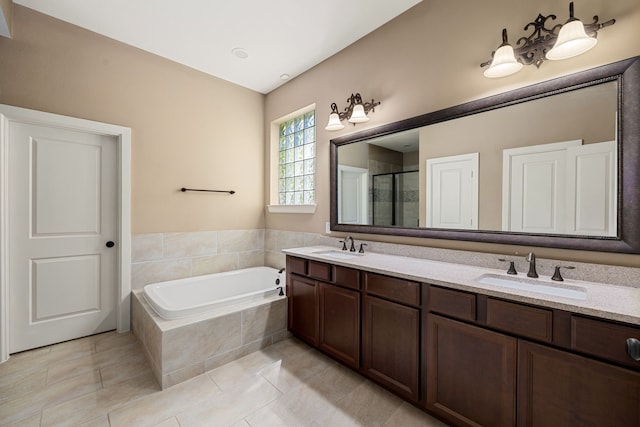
[358,243,368,253]
[339,240,347,251]
[498,258,518,275]
[551,265,575,281]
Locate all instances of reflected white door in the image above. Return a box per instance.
[502,140,581,233]
[566,141,616,236]
[426,153,479,229]
[338,165,368,224]
[9,122,118,352]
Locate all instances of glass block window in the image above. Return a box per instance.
[278,111,315,205]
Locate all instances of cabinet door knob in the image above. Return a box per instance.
[627,338,640,361]
[105,241,115,248]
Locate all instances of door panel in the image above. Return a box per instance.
[566,141,616,236]
[426,153,478,229]
[338,165,368,224]
[9,122,117,352]
[33,138,102,235]
[502,140,581,233]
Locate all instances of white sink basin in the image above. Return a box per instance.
[313,250,364,260]
[476,274,587,300]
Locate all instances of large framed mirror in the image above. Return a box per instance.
[330,56,640,253]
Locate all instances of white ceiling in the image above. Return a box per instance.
[14,0,422,94]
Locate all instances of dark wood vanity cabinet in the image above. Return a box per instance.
[427,284,640,427]
[286,256,361,367]
[518,340,640,427]
[287,274,318,346]
[362,294,420,401]
[426,314,517,427]
[362,272,421,401]
[287,256,640,427]
[318,281,360,368]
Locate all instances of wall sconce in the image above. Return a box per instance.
[481,2,615,78]
[325,93,380,131]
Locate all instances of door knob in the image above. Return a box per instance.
[105,241,115,248]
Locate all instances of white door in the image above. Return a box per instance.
[338,165,368,224]
[502,140,581,233]
[566,141,617,236]
[8,122,118,353]
[426,153,479,229]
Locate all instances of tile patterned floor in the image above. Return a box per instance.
[0,331,449,426]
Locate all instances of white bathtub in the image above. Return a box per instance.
[143,266,286,320]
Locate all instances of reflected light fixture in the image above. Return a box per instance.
[481,2,615,78]
[325,93,380,131]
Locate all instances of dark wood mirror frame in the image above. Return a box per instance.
[330,56,640,253]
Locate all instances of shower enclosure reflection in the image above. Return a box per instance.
[372,171,419,227]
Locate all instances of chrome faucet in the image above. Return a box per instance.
[526,252,538,278]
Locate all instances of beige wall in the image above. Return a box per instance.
[0,6,265,233]
[264,0,640,266]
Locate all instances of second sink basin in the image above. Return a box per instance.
[312,250,364,260]
[476,274,587,300]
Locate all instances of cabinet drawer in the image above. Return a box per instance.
[308,260,331,281]
[333,265,360,289]
[287,256,306,275]
[365,272,420,306]
[486,298,552,342]
[427,286,476,321]
[571,315,640,369]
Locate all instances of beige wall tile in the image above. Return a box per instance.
[218,229,264,253]
[163,232,218,259]
[190,253,239,277]
[238,250,265,269]
[132,233,164,262]
[131,259,191,289]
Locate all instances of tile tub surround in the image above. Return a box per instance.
[285,245,640,326]
[132,290,288,389]
[131,230,266,290]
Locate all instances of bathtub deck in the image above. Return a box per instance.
[132,290,288,389]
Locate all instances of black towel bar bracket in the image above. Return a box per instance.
[180,187,236,195]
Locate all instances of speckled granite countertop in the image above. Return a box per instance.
[283,246,640,326]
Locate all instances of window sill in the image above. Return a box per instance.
[267,204,317,214]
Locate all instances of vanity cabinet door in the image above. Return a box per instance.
[288,274,318,346]
[518,340,640,427]
[426,314,517,427]
[318,282,360,368]
[362,294,420,401]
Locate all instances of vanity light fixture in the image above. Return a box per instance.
[481,2,615,78]
[325,93,380,131]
